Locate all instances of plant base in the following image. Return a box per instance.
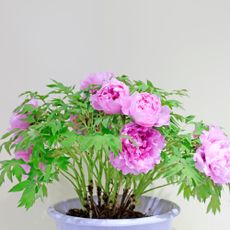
[48,196,180,230]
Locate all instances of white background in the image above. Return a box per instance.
[0,0,230,229]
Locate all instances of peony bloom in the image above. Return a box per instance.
[15,148,32,162]
[194,126,230,184]
[9,113,30,131]
[9,99,39,131]
[110,122,165,175]
[121,93,170,128]
[11,99,40,175]
[80,72,115,90]
[15,148,32,174]
[70,114,78,127]
[90,79,130,114]
[15,148,45,175]
[28,98,39,107]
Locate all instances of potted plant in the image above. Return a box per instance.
[0,72,230,230]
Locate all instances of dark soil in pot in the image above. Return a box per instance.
[66,206,147,219]
[66,187,147,219]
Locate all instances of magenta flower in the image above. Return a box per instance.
[80,72,115,90]
[121,93,170,128]
[90,79,130,114]
[194,126,230,184]
[110,123,165,175]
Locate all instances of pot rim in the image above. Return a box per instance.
[48,196,180,227]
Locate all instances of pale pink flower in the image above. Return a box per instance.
[21,164,31,174]
[194,126,230,184]
[15,148,32,162]
[15,148,45,175]
[121,93,170,128]
[12,99,40,176]
[15,148,32,175]
[28,98,39,107]
[9,113,30,131]
[80,72,115,90]
[9,99,39,131]
[90,79,129,114]
[110,123,165,175]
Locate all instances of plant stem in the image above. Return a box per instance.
[142,181,178,195]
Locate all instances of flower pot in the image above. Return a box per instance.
[48,196,180,230]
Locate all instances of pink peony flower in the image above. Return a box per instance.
[70,115,78,126]
[9,99,39,131]
[121,93,170,128]
[21,164,31,174]
[194,126,230,184]
[15,148,45,175]
[28,98,39,107]
[15,148,32,162]
[11,99,40,176]
[9,113,30,131]
[15,148,32,175]
[90,79,129,114]
[80,72,115,90]
[110,122,165,175]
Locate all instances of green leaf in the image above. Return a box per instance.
[107,135,122,156]
[49,121,62,135]
[185,115,195,123]
[61,132,77,148]
[207,196,221,214]
[195,183,210,201]
[78,135,96,152]
[55,156,69,170]
[1,129,18,140]
[12,164,25,182]
[165,100,183,109]
[42,185,48,197]
[20,104,36,113]
[102,116,111,128]
[7,170,13,182]
[164,163,184,178]
[18,183,36,209]
[194,122,208,135]
[172,113,185,123]
[4,140,13,154]
[147,80,154,88]
[0,172,5,186]
[9,180,31,192]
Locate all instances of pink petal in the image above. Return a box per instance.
[155,106,171,127]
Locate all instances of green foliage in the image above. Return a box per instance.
[0,77,227,214]
[0,160,25,184]
[78,134,122,155]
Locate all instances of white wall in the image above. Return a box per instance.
[0,0,230,229]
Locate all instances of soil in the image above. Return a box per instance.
[66,184,148,219]
[66,206,147,219]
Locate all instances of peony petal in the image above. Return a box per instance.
[155,106,171,127]
[80,72,115,90]
[121,96,132,115]
[194,126,230,185]
[110,123,165,175]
